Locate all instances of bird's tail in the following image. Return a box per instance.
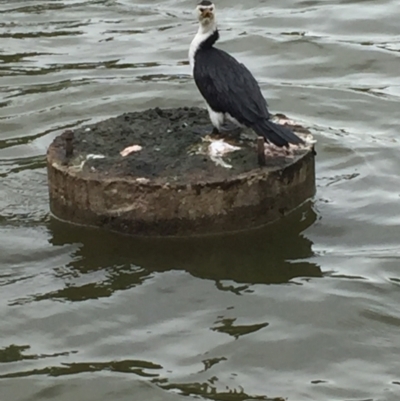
[252,119,304,148]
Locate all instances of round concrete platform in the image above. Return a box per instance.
[46,107,316,236]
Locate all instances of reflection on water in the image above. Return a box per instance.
[1,357,162,380]
[44,204,320,301]
[1,376,191,401]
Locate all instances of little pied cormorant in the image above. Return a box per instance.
[189,1,303,148]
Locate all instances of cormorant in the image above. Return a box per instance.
[189,1,303,148]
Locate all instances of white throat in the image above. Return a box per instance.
[189,20,217,73]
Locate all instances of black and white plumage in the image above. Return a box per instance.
[189,1,303,148]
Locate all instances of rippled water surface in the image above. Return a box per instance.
[1,0,400,400]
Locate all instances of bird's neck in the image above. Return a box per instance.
[197,18,218,37]
[196,20,219,49]
[189,22,219,70]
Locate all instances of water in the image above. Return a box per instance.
[1,0,400,400]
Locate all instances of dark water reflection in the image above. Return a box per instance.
[46,204,320,302]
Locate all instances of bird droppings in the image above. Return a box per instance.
[52,107,314,185]
[198,137,241,169]
[87,154,105,160]
[136,177,150,184]
[264,135,316,158]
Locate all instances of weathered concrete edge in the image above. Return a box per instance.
[47,147,316,237]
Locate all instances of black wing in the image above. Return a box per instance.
[193,47,270,125]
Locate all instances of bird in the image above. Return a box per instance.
[189,1,304,148]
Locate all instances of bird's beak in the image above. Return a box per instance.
[202,10,212,18]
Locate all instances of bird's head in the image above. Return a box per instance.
[196,0,216,26]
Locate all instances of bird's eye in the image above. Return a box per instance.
[199,7,204,12]
[210,7,214,11]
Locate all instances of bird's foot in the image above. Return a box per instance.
[211,126,221,137]
[219,123,242,137]
[204,127,225,141]
[210,124,242,142]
